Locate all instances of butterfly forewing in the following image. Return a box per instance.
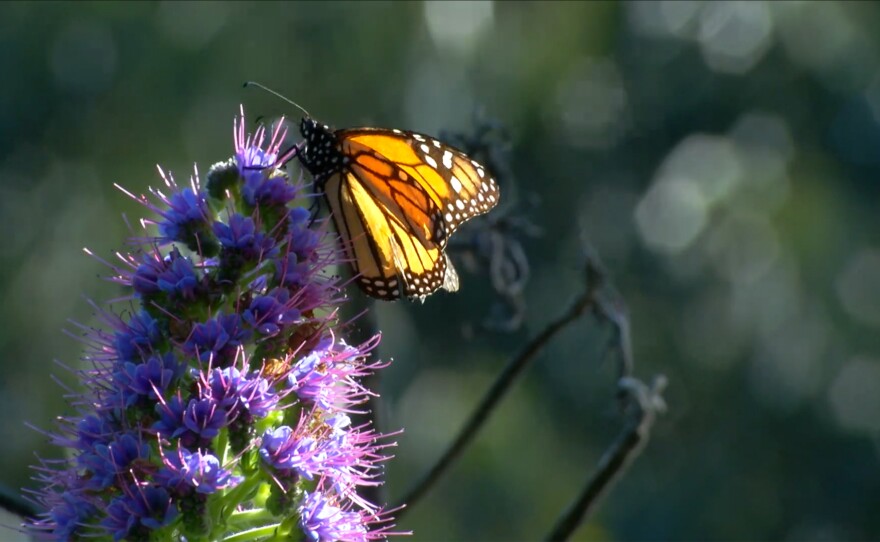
[342,128,500,239]
[405,131,500,236]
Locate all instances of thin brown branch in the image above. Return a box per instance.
[539,242,667,540]
[394,257,604,516]
[545,375,667,541]
[580,243,634,384]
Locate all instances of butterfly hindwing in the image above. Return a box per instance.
[323,168,451,300]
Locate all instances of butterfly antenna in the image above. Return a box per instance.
[243,81,311,119]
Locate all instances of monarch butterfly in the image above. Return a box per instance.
[293,116,501,302]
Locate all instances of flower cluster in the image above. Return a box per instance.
[25,108,404,541]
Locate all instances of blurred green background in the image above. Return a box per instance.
[2,1,880,540]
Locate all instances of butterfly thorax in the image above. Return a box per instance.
[298,118,346,185]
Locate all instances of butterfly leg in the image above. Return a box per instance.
[306,197,323,228]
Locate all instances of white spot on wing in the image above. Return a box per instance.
[450,175,462,193]
[442,150,453,169]
[425,155,438,168]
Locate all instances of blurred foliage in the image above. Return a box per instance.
[2,1,880,540]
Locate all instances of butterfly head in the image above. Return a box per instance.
[298,118,342,180]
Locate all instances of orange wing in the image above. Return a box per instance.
[299,119,500,301]
[340,128,500,242]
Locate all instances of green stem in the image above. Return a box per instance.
[208,471,266,539]
[229,507,275,526]
[223,523,282,542]
[217,427,230,466]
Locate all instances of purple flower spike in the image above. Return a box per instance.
[299,491,368,542]
[102,498,138,541]
[77,433,150,490]
[182,398,228,443]
[184,313,251,364]
[239,374,280,418]
[259,425,318,474]
[276,253,313,288]
[113,352,184,408]
[101,484,178,541]
[49,492,98,540]
[113,310,163,362]
[131,251,168,296]
[288,352,336,408]
[288,206,322,259]
[233,111,298,207]
[157,187,211,247]
[199,365,282,422]
[214,213,277,260]
[132,485,178,530]
[287,335,385,412]
[242,288,301,336]
[204,366,246,410]
[156,447,242,494]
[242,174,298,209]
[233,110,289,171]
[75,414,119,450]
[296,490,407,542]
[156,248,200,300]
[153,394,188,440]
[25,107,405,542]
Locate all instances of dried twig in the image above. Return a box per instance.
[448,206,541,333]
[395,244,667,539]
[543,246,666,539]
[395,250,605,516]
[545,376,667,541]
